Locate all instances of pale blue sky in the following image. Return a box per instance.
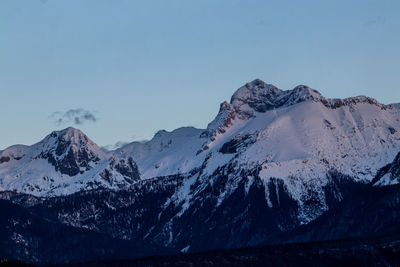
[1,0,399,149]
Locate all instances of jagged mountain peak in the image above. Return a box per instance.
[45,127,94,146]
[0,127,103,164]
[32,127,105,177]
[230,79,281,112]
[54,126,84,137]
[229,79,387,114]
[230,79,327,114]
[203,80,326,140]
[203,79,391,143]
[289,84,324,101]
[41,127,103,155]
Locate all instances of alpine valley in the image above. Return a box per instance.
[1,79,400,264]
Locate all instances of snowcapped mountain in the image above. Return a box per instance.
[119,79,400,181]
[1,79,400,262]
[113,79,400,222]
[1,79,400,201]
[0,79,399,223]
[0,127,140,196]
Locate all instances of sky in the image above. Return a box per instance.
[1,0,399,150]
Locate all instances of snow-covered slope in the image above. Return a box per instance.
[116,127,207,179]
[0,127,140,196]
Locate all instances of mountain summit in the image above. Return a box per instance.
[230,79,324,113]
[38,127,104,176]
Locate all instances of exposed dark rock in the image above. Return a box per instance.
[219,133,257,154]
[200,101,239,140]
[114,157,140,181]
[0,156,10,164]
[100,157,140,186]
[323,119,335,130]
[39,133,101,176]
[41,149,80,176]
[196,145,209,155]
[219,139,239,154]
[100,169,113,185]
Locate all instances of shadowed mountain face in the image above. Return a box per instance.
[263,184,400,245]
[1,80,400,264]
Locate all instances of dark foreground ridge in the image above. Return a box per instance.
[2,236,400,267]
[1,178,400,265]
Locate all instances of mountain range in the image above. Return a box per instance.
[1,79,400,264]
